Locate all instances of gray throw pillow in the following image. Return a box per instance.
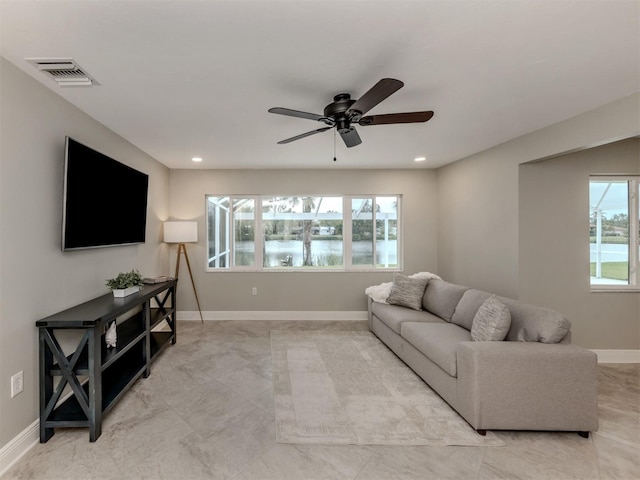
[471,295,511,341]
[386,273,429,311]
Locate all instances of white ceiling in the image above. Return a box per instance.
[1,0,638,169]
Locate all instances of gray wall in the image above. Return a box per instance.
[168,169,438,312]
[0,59,170,447]
[436,148,520,297]
[437,94,639,348]
[519,138,640,349]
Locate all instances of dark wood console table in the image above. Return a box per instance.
[36,280,177,443]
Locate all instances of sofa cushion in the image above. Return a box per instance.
[401,322,472,377]
[451,289,493,331]
[371,302,444,334]
[386,273,429,310]
[422,279,469,321]
[500,298,571,343]
[470,296,511,341]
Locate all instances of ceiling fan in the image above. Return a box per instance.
[268,78,434,148]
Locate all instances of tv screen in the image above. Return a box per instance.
[62,137,149,251]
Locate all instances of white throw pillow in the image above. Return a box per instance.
[471,295,511,341]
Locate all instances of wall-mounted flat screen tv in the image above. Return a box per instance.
[62,137,149,251]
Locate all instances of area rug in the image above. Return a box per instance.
[271,330,504,446]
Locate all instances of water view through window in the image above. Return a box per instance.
[589,177,639,289]
[206,195,400,270]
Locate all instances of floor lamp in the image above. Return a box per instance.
[163,221,204,324]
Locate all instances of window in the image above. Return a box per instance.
[589,177,639,290]
[350,196,398,268]
[207,196,256,269]
[263,196,343,268]
[206,195,401,271]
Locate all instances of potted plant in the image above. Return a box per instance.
[106,269,144,297]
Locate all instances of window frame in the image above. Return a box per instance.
[589,176,639,292]
[206,196,231,269]
[205,194,402,272]
[346,196,401,270]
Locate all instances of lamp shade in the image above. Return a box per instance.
[163,221,198,243]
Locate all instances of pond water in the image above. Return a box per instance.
[590,243,629,263]
[235,239,398,267]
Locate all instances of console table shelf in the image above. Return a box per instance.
[36,280,177,442]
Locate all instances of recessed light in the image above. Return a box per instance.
[414,156,427,162]
[192,157,203,163]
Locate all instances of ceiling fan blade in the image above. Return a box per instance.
[268,107,328,122]
[348,78,404,117]
[359,111,434,126]
[339,127,362,148]
[277,127,332,144]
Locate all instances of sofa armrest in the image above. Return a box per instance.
[456,341,598,432]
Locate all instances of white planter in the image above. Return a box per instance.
[112,286,141,297]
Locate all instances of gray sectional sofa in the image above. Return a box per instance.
[367,278,599,437]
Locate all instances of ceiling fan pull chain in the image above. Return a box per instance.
[333,128,337,162]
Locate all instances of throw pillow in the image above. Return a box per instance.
[386,273,429,310]
[471,295,511,341]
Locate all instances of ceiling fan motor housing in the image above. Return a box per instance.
[324,94,358,132]
[324,94,356,118]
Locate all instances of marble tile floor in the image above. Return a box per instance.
[3,320,639,480]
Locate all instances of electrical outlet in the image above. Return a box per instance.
[252,287,258,296]
[11,371,24,398]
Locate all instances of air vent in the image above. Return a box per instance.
[26,58,99,87]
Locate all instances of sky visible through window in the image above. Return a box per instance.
[589,181,627,214]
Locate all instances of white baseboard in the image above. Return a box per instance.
[0,419,39,477]
[592,349,640,363]
[177,310,368,321]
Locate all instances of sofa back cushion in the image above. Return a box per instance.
[422,279,469,321]
[450,289,493,331]
[500,298,571,343]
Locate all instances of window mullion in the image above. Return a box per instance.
[371,197,377,268]
[256,196,264,270]
[629,180,638,285]
[225,202,230,267]
[396,197,402,270]
[229,196,235,269]
[344,196,352,270]
[214,203,221,268]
